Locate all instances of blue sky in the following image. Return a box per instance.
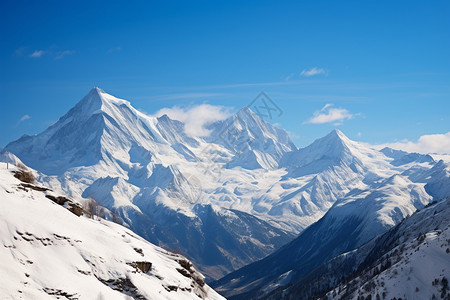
[1,0,449,151]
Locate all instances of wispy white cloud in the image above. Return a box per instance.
[283,73,296,81]
[29,50,45,58]
[20,47,75,59]
[300,67,328,77]
[15,114,31,127]
[375,132,450,155]
[55,50,76,59]
[19,114,31,122]
[305,104,354,125]
[154,104,232,137]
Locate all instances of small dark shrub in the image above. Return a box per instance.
[13,170,35,183]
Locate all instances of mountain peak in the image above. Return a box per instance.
[237,106,253,114]
[326,129,348,142]
[234,106,259,123]
[90,86,105,95]
[73,88,132,118]
[281,129,358,173]
[316,129,359,152]
[305,129,352,153]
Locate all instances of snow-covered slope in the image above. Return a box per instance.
[0,161,224,300]
[3,88,445,281]
[212,158,450,298]
[324,199,450,300]
[269,198,450,300]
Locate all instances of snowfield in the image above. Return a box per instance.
[0,162,224,300]
[325,198,450,300]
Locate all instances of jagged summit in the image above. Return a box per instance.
[70,87,104,118]
[71,87,132,118]
[281,129,355,170]
[235,106,258,120]
[207,106,296,169]
[4,88,162,175]
[316,129,352,149]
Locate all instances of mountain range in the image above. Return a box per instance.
[4,88,450,291]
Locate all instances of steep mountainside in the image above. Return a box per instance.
[266,198,450,300]
[0,159,224,300]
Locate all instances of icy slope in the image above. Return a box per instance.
[0,162,224,300]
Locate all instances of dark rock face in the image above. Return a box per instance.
[176,258,205,287]
[135,261,152,273]
[68,204,83,217]
[13,169,35,183]
[45,195,83,217]
[98,276,146,300]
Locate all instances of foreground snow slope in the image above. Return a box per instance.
[0,162,224,300]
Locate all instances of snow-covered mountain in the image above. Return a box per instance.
[0,158,224,300]
[205,107,296,170]
[4,87,447,282]
[264,198,450,300]
[211,156,450,298]
[323,199,450,300]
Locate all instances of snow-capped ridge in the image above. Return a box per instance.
[70,87,130,119]
[381,147,435,166]
[206,106,296,169]
[280,129,362,178]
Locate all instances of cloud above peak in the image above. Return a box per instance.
[377,132,450,155]
[154,104,232,137]
[14,114,31,127]
[300,67,328,77]
[305,104,354,125]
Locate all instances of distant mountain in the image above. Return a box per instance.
[206,107,296,169]
[0,156,224,300]
[4,88,446,282]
